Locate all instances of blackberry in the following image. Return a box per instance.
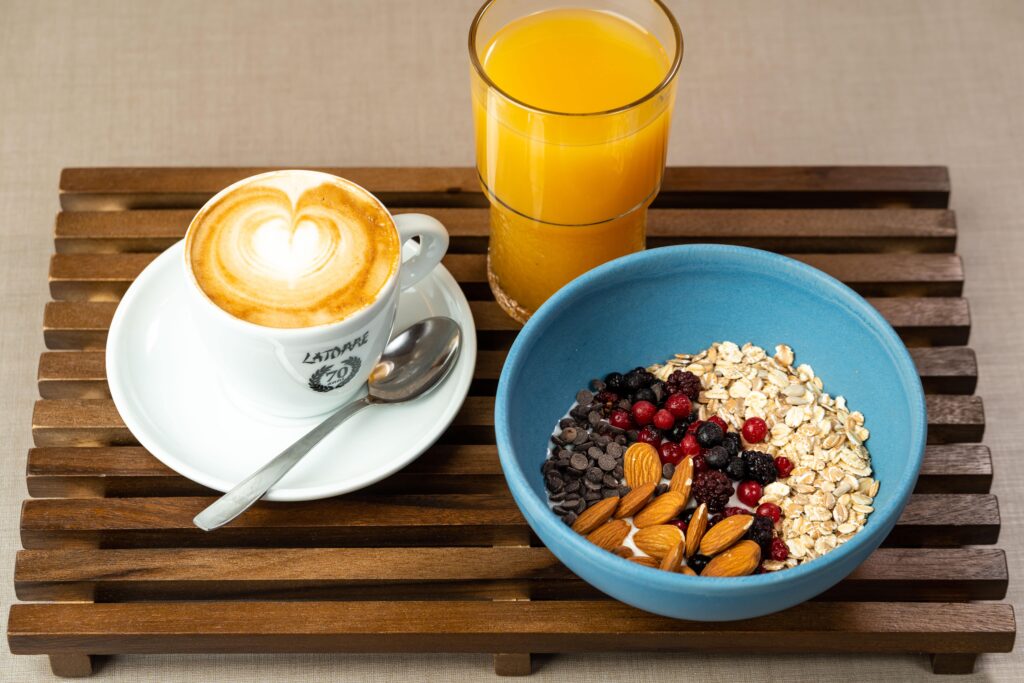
[688,553,712,575]
[704,445,729,470]
[631,367,656,387]
[746,515,774,555]
[724,456,747,481]
[665,369,701,401]
[742,450,778,486]
[634,387,656,404]
[692,470,735,513]
[695,421,724,448]
[722,431,742,458]
[604,372,625,392]
[624,373,643,393]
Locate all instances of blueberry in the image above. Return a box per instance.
[634,387,656,403]
[725,456,747,481]
[722,431,742,458]
[625,373,643,392]
[695,421,724,448]
[705,445,729,470]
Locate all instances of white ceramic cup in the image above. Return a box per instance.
[182,170,449,419]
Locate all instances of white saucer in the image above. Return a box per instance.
[106,241,477,501]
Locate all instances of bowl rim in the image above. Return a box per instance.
[495,244,927,595]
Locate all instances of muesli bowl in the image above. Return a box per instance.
[495,244,926,620]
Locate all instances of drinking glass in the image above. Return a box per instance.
[469,0,682,322]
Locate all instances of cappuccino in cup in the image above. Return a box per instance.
[183,170,449,418]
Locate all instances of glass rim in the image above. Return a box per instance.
[468,0,684,118]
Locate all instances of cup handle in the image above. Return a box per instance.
[393,213,449,291]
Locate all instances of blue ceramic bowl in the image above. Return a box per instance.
[495,245,926,621]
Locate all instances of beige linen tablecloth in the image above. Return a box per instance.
[1,0,1021,680]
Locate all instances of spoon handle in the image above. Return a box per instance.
[193,396,372,531]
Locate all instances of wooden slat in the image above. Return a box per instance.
[29,394,984,448]
[18,493,998,549]
[9,601,1012,656]
[54,208,958,255]
[58,166,951,211]
[24,443,991,499]
[40,298,973,350]
[26,444,508,498]
[13,547,1007,603]
[48,252,965,301]
[36,346,979,400]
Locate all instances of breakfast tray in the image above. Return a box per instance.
[8,166,1014,677]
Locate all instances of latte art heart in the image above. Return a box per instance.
[186,174,400,328]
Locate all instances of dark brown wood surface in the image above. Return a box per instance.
[9,166,1014,678]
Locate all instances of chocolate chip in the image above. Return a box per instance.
[564,479,581,494]
[541,460,556,474]
[549,491,566,502]
[577,440,593,451]
[562,512,577,526]
[585,467,603,483]
[576,389,595,405]
[583,490,600,502]
[587,411,602,427]
[602,488,619,498]
[662,463,675,480]
[584,478,602,491]
[602,474,620,488]
[544,475,563,492]
[606,442,624,458]
[652,383,665,403]
[595,434,611,447]
[560,427,578,443]
[569,453,588,471]
[559,417,577,429]
[618,485,632,497]
[598,453,616,471]
[550,436,566,448]
[612,465,624,479]
[552,505,568,516]
[591,379,606,392]
[615,435,628,445]
[586,447,602,461]
[563,494,580,505]
[617,399,632,411]
[575,498,587,513]
[573,431,588,445]
[655,483,670,496]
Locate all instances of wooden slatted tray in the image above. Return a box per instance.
[7,166,1015,678]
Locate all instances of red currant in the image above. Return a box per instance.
[723,506,751,517]
[664,392,692,418]
[708,415,729,433]
[680,433,701,456]
[742,416,768,444]
[686,420,703,435]
[658,441,684,465]
[691,453,708,474]
[669,519,688,533]
[737,480,763,507]
[775,456,794,479]
[652,408,675,430]
[631,400,656,426]
[637,426,661,445]
[756,502,782,523]
[770,537,789,561]
[609,409,633,430]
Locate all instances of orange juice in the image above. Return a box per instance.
[471,5,679,321]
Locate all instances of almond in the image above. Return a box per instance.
[613,545,634,559]
[668,456,694,501]
[624,442,661,488]
[658,540,685,573]
[614,482,656,519]
[570,496,620,535]
[702,540,761,577]
[633,524,684,560]
[680,565,697,576]
[684,503,708,558]
[629,555,659,568]
[586,519,630,551]
[633,491,686,528]
[699,513,755,556]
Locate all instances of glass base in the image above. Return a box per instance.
[487,253,533,325]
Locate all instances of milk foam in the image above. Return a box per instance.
[186,171,400,328]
